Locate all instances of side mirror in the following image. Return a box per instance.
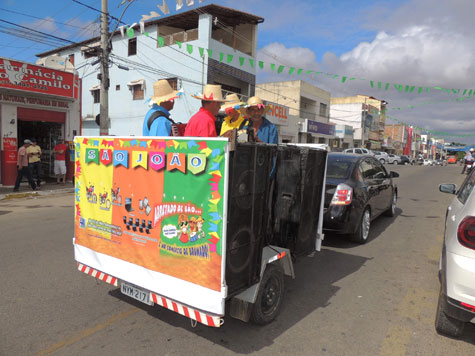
[439,183,457,195]
[389,171,399,178]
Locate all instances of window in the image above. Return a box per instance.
[127,79,145,100]
[91,89,100,104]
[116,85,120,91]
[359,159,373,179]
[355,149,362,154]
[457,172,475,204]
[68,54,75,66]
[320,103,327,117]
[215,82,241,94]
[128,38,137,56]
[327,160,352,179]
[370,159,387,179]
[166,78,178,90]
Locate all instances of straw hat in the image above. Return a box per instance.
[220,93,246,111]
[246,96,267,109]
[151,80,179,105]
[191,84,229,102]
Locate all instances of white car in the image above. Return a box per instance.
[387,154,401,165]
[372,150,390,164]
[343,148,374,156]
[423,159,434,166]
[436,173,475,337]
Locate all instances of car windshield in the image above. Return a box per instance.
[327,159,353,179]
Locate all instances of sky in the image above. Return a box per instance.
[1,0,474,143]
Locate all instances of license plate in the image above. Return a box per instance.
[120,282,153,306]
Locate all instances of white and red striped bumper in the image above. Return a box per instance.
[77,263,118,286]
[77,263,223,327]
[151,293,222,327]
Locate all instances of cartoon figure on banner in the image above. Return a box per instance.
[189,216,205,242]
[99,190,111,210]
[178,214,189,243]
[111,186,122,206]
[86,183,97,203]
[196,216,205,240]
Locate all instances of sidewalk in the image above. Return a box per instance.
[0,180,74,201]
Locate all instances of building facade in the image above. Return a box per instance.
[36,5,263,136]
[256,80,334,144]
[330,95,387,150]
[0,57,80,185]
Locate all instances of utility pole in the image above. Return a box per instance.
[99,0,110,136]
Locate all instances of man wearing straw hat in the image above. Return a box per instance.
[219,93,248,138]
[246,96,279,144]
[185,84,229,137]
[143,80,180,136]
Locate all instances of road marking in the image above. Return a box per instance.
[36,307,138,356]
[380,325,412,356]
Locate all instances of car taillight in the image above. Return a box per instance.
[330,183,353,206]
[457,216,475,250]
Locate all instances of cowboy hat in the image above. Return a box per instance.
[246,96,267,109]
[220,93,246,111]
[191,84,230,102]
[151,80,179,105]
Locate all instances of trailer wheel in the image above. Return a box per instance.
[250,264,284,325]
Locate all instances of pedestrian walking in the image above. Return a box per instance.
[185,84,229,137]
[53,137,67,184]
[13,139,37,192]
[27,138,42,189]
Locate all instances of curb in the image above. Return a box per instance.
[0,188,74,201]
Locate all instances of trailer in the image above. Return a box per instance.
[73,137,327,327]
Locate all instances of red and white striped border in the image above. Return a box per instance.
[151,293,222,327]
[77,263,118,286]
[268,251,286,264]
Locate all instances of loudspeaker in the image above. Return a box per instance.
[272,146,327,257]
[225,143,274,296]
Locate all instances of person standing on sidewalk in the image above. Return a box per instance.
[53,138,67,184]
[13,139,37,192]
[27,138,42,189]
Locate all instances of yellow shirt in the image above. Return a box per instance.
[220,114,248,136]
[26,145,42,163]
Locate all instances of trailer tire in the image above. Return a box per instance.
[250,264,284,325]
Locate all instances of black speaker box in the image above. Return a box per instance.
[271,146,327,257]
[225,143,275,296]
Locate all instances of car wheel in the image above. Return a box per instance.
[250,264,284,325]
[380,158,385,164]
[435,286,465,337]
[351,208,370,244]
[393,161,398,165]
[384,192,397,217]
[404,162,408,165]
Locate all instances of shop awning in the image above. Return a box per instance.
[127,79,145,89]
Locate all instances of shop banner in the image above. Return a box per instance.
[0,57,79,99]
[3,137,17,150]
[305,119,335,136]
[74,137,228,292]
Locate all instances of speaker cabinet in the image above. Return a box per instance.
[272,146,327,257]
[225,143,274,295]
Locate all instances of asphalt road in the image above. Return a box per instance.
[1,164,474,356]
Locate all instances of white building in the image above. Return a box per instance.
[36,4,264,136]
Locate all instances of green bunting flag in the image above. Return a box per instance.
[270,63,276,71]
[219,52,224,62]
[207,49,213,58]
[239,57,245,66]
[175,41,182,49]
[258,61,264,69]
[249,58,255,68]
[297,69,304,75]
[277,65,285,74]
[126,27,134,38]
[288,67,295,75]
[199,47,205,58]
[158,36,164,47]
[186,44,193,54]
[227,54,233,64]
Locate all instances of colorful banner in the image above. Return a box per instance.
[74,137,227,292]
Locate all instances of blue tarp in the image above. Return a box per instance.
[446,145,475,152]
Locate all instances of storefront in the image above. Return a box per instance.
[0,57,80,185]
[263,101,300,143]
[299,119,336,146]
[334,124,354,150]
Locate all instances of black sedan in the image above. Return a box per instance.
[323,153,399,243]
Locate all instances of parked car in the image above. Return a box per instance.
[399,155,415,165]
[387,154,401,165]
[372,150,390,164]
[343,148,374,156]
[447,155,457,164]
[436,171,475,337]
[323,153,399,244]
[423,159,434,166]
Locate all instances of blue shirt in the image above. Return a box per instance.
[256,117,279,144]
[142,104,171,136]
